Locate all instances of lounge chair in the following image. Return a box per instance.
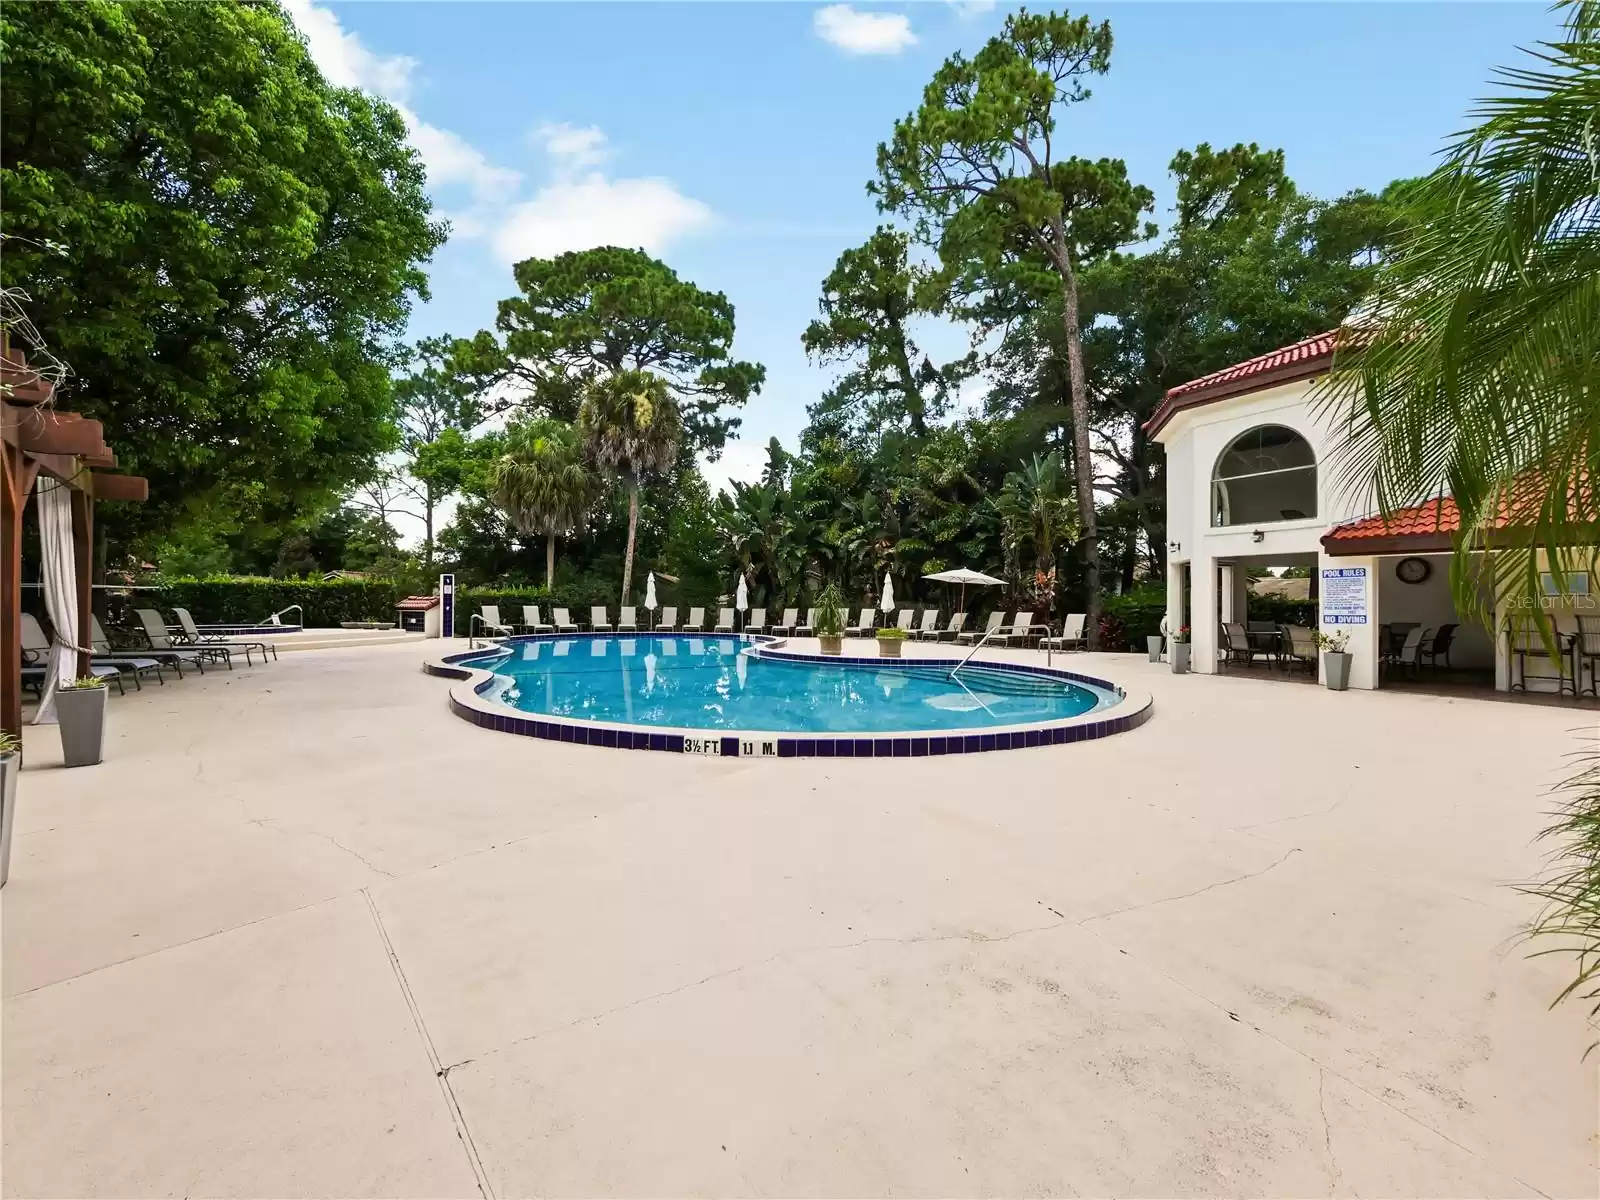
[683,606,706,631]
[745,607,767,634]
[770,608,800,636]
[794,608,820,637]
[713,608,736,633]
[22,613,144,693]
[134,609,218,674]
[657,606,679,632]
[479,605,514,637]
[911,609,941,639]
[1043,613,1086,651]
[551,607,579,633]
[995,611,1044,647]
[173,607,275,666]
[589,606,612,632]
[958,611,1007,645]
[89,616,167,687]
[896,609,916,632]
[618,606,638,632]
[521,605,554,634]
[844,608,876,637]
[933,612,968,641]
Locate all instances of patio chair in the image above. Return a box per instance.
[1043,613,1086,651]
[713,608,736,633]
[173,608,275,666]
[745,607,768,634]
[656,606,679,632]
[958,611,1008,645]
[683,606,706,631]
[618,606,639,633]
[1283,625,1319,674]
[133,609,218,675]
[896,609,916,632]
[521,605,554,634]
[845,609,876,637]
[89,615,167,687]
[1575,616,1600,697]
[770,608,800,636]
[1385,625,1430,678]
[933,612,968,641]
[1507,619,1576,694]
[996,611,1045,647]
[911,609,941,640]
[795,608,820,636]
[22,613,140,693]
[1222,622,1255,667]
[589,606,612,632]
[550,607,580,633]
[479,605,514,638]
[1419,623,1458,670]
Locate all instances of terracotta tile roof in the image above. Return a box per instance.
[1324,472,1596,553]
[1144,331,1341,437]
[397,595,440,610]
[1324,497,1460,546]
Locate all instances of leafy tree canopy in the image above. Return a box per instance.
[0,0,446,545]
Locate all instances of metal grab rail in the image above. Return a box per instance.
[263,604,302,627]
[468,611,514,649]
[950,623,1004,679]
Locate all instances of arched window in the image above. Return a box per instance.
[1211,425,1317,527]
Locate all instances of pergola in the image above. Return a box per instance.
[0,334,147,736]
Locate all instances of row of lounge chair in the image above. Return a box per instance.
[477,604,1093,649]
[21,607,277,696]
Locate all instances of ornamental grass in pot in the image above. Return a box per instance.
[814,586,845,655]
[877,627,908,658]
[57,676,109,768]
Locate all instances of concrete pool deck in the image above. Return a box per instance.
[3,637,1595,1197]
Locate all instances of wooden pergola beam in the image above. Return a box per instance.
[90,473,149,502]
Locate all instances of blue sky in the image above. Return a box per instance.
[288,0,1560,528]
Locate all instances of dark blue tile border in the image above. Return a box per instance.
[431,632,1152,759]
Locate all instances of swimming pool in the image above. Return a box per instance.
[429,634,1151,757]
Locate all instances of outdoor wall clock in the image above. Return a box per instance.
[1396,556,1432,584]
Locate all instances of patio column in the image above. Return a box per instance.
[72,487,92,678]
[1219,564,1236,625]
[1191,553,1219,674]
[1166,560,1187,648]
[1318,551,1380,689]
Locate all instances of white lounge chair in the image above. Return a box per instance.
[771,607,800,636]
[618,606,638,632]
[795,608,820,636]
[657,606,678,631]
[521,605,553,633]
[713,608,736,633]
[996,611,1044,646]
[910,609,941,640]
[957,611,1007,645]
[551,607,579,633]
[844,608,875,636]
[933,612,968,641]
[589,606,612,632]
[896,609,916,632]
[745,607,767,634]
[479,605,514,637]
[684,606,706,631]
[1043,613,1086,650]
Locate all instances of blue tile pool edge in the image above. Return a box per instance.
[424,633,1153,759]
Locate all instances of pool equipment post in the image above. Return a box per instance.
[439,573,455,641]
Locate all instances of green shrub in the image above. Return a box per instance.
[1099,587,1317,651]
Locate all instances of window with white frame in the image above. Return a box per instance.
[1211,425,1317,527]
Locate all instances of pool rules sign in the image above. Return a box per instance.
[1321,566,1368,624]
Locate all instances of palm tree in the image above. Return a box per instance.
[1320,1,1599,1032]
[578,370,682,604]
[488,418,597,589]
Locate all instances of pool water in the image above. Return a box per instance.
[461,635,1113,734]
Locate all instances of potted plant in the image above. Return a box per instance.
[814,585,845,655]
[0,729,19,888]
[876,627,909,658]
[1171,625,1191,674]
[1148,622,1165,662]
[57,676,109,767]
[1315,629,1353,691]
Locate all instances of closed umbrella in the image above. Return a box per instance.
[922,566,1006,616]
[880,570,895,617]
[644,572,658,630]
[735,575,749,632]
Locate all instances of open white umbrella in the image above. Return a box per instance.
[922,566,1006,615]
[880,570,895,616]
[644,571,658,631]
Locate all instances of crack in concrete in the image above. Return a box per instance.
[249,818,395,878]
[1079,847,1303,924]
[1232,799,1344,833]
[363,889,493,1200]
[1318,1068,1345,1196]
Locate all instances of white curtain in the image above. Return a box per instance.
[32,477,77,725]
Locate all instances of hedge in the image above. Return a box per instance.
[1100,589,1318,651]
[150,577,408,628]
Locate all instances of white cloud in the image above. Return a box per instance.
[534,123,610,171]
[946,0,998,16]
[813,5,917,55]
[493,175,713,263]
[699,440,770,500]
[285,0,521,204]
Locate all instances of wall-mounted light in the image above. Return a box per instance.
[1251,529,1265,544]
[1168,540,1182,555]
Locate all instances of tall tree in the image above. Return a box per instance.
[578,370,682,603]
[488,418,597,589]
[873,10,1155,647]
[0,0,445,544]
[453,246,764,458]
[391,337,483,568]
[802,227,974,438]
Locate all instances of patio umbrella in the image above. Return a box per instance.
[644,572,657,630]
[735,575,749,632]
[880,570,895,616]
[922,566,1006,615]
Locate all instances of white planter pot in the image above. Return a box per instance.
[1172,643,1191,674]
[1323,651,1352,691]
[57,686,108,767]
[0,751,18,887]
[1147,635,1164,662]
